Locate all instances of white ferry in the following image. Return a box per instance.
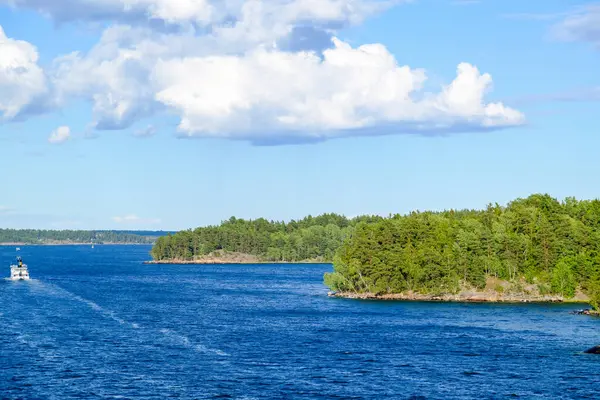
[10,256,30,280]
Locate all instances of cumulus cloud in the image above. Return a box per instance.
[112,214,161,224]
[47,0,392,133]
[152,39,524,143]
[0,0,212,25]
[51,26,166,130]
[48,125,71,144]
[0,25,48,121]
[0,0,391,29]
[3,0,524,144]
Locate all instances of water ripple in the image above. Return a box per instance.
[1,245,600,399]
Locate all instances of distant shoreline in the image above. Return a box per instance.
[328,291,590,304]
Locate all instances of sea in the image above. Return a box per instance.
[1,245,599,399]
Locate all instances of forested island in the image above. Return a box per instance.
[325,194,600,307]
[150,194,600,308]
[150,214,382,263]
[0,229,164,245]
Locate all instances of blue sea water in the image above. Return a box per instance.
[1,245,599,399]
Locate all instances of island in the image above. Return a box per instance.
[149,213,382,263]
[149,194,600,312]
[324,194,600,312]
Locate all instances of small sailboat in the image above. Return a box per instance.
[10,256,30,280]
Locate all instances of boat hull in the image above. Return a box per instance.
[10,265,30,280]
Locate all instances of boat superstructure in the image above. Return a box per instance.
[10,256,30,280]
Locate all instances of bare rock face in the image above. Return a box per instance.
[584,345,600,354]
[572,309,592,315]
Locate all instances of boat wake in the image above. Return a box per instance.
[27,281,140,329]
[27,280,228,357]
[159,328,229,357]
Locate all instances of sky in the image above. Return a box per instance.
[0,0,599,230]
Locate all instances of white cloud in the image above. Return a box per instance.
[0,25,48,121]
[0,0,213,25]
[48,125,71,144]
[125,0,214,24]
[52,31,524,144]
[3,0,524,144]
[0,0,391,29]
[51,26,165,130]
[47,0,391,132]
[112,214,161,224]
[152,39,524,143]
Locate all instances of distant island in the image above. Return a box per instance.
[149,213,382,263]
[0,229,171,245]
[151,194,600,311]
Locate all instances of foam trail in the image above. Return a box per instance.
[28,281,141,330]
[159,328,229,356]
[69,293,131,326]
[25,280,227,357]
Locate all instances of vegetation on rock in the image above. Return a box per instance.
[324,194,600,306]
[150,214,382,262]
[150,194,600,308]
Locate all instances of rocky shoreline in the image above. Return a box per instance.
[327,291,588,304]
[145,259,263,265]
[571,309,600,316]
[144,259,326,265]
[145,252,328,265]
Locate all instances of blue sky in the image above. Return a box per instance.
[0,0,599,230]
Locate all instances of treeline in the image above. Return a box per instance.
[324,194,600,307]
[0,229,157,244]
[150,214,383,262]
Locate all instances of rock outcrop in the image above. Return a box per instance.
[328,291,567,303]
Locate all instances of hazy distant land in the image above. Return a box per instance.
[0,229,172,245]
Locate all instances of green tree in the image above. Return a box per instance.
[551,257,576,298]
